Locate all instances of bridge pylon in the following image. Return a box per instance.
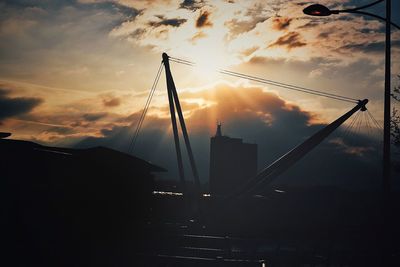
[162,53,201,196]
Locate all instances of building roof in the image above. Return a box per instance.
[0,132,11,139]
[0,138,166,172]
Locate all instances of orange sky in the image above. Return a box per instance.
[0,0,399,153]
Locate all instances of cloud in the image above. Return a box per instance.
[225,16,268,39]
[102,96,121,107]
[296,20,325,29]
[78,1,142,21]
[129,28,147,39]
[317,31,332,38]
[77,0,155,11]
[196,10,213,28]
[271,17,292,31]
[338,40,400,55]
[75,83,316,180]
[240,46,259,57]
[0,88,42,121]
[179,0,206,12]
[0,0,149,93]
[268,31,306,50]
[295,2,315,6]
[224,3,270,39]
[247,56,275,65]
[190,31,207,43]
[71,83,380,190]
[108,2,142,20]
[0,0,393,190]
[44,126,76,135]
[82,112,108,121]
[328,137,374,157]
[148,15,187,28]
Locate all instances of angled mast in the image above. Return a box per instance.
[162,53,201,194]
[234,99,369,197]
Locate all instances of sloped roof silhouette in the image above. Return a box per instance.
[0,132,11,139]
[0,138,165,172]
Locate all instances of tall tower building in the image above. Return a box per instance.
[209,123,257,195]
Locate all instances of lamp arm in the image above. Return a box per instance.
[344,0,384,12]
[338,10,400,31]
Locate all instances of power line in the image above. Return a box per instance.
[169,56,359,104]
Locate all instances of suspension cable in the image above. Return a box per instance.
[169,56,359,104]
[354,110,364,136]
[366,110,383,130]
[342,110,361,139]
[364,111,383,159]
[364,112,373,137]
[128,62,164,153]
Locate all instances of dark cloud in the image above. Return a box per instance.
[317,31,331,38]
[107,2,142,20]
[296,2,314,6]
[148,15,187,28]
[80,1,142,21]
[82,112,108,122]
[271,17,292,31]
[0,0,144,81]
[102,96,121,107]
[44,126,76,135]
[72,84,381,190]
[268,31,306,50]
[1,0,142,21]
[196,10,213,28]
[0,88,42,121]
[128,28,147,40]
[338,40,400,54]
[0,0,74,9]
[297,20,321,29]
[179,0,206,12]
[70,121,89,128]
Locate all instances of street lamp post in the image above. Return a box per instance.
[303,0,400,263]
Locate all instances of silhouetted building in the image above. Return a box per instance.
[1,135,165,267]
[209,123,257,195]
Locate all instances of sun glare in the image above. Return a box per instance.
[174,18,238,84]
[189,40,230,82]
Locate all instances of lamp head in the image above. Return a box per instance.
[303,4,333,16]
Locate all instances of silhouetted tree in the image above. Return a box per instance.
[391,76,400,173]
[391,76,400,150]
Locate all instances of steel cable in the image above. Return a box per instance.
[169,56,359,104]
[128,62,164,153]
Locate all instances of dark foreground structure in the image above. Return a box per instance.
[1,136,400,266]
[209,123,257,195]
[1,137,164,266]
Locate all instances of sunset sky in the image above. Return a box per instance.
[1,0,399,188]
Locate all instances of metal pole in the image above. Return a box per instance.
[163,53,201,194]
[163,53,186,192]
[383,0,391,203]
[382,0,391,262]
[170,84,201,192]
